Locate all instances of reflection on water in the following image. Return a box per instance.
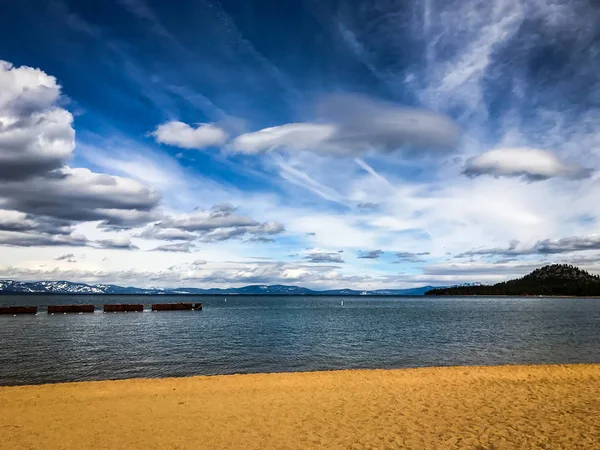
[1,295,599,385]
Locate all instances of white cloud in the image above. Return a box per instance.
[230,93,460,156]
[0,60,60,111]
[151,121,228,149]
[0,59,166,257]
[0,61,74,180]
[231,123,335,154]
[464,147,592,181]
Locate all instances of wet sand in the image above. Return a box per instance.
[1,364,598,449]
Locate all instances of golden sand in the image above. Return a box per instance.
[1,364,599,449]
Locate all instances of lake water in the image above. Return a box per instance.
[1,295,599,385]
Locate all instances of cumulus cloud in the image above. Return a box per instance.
[0,60,162,247]
[0,167,160,227]
[463,148,592,181]
[0,61,75,181]
[151,121,228,149]
[230,93,460,156]
[304,252,345,263]
[358,250,383,259]
[155,204,285,243]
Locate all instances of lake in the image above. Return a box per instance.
[1,295,599,385]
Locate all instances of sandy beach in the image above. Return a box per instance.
[1,364,598,449]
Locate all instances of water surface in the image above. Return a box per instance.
[1,295,599,385]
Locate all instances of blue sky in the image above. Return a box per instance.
[1,0,600,288]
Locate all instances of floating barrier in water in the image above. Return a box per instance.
[48,305,95,313]
[0,306,38,315]
[151,302,202,311]
[103,304,144,312]
[0,303,202,315]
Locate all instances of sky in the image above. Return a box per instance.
[0,0,599,289]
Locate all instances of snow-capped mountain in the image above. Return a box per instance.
[0,280,447,296]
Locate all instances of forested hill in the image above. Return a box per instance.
[425,264,600,296]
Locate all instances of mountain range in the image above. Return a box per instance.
[0,280,440,296]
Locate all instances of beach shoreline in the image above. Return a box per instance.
[1,364,598,449]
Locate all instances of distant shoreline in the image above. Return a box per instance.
[426,294,600,298]
[1,292,599,298]
[0,292,423,297]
